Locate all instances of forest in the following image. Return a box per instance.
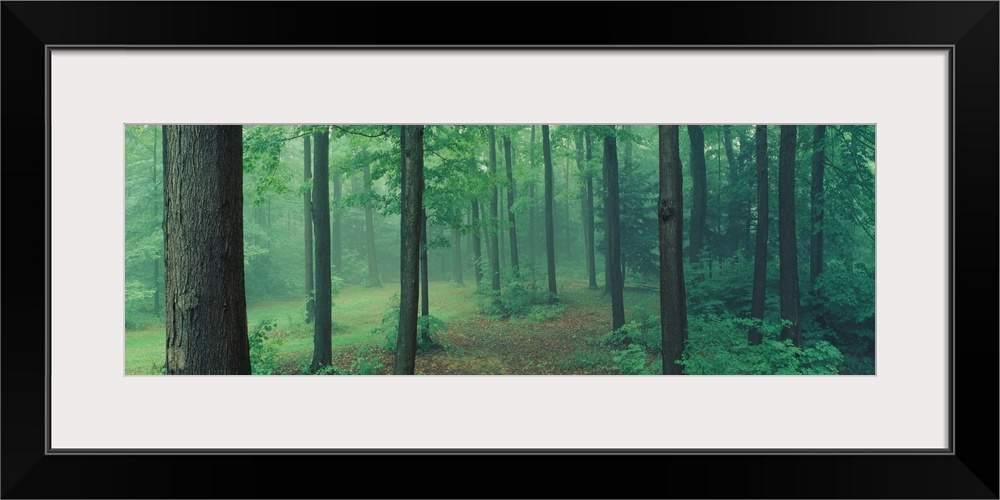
[124,124,875,375]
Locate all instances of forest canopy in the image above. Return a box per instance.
[125,124,875,375]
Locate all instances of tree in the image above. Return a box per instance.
[723,125,741,256]
[487,126,502,293]
[749,125,769,345]
[471,199,484,286]
[810,125,827,286]
[687,125,708,265]
[579,131,598,289]
[658,125,687,375]
[420,209,431,344]
[603,133,625,331]
[362,161,381,286]
[542,125,558,301]
[303,135,313,294]
[163,125,250,375]
[394,125,423,375]
[453,225,463,285]
[503,135,520,274]
[311,127,333,370]
[332,160,343,275]
[778,125,802,347]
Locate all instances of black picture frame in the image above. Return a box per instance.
[3,2,996,498]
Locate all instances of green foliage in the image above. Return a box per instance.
[349,346,386,375]
[612,344,653,374]
[248,319,283,375]
[590,315,663,374]
[373,294,448,353]
[679,314,842,375]
[478,269,551,319]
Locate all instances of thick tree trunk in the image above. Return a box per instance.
[420,210,430,344]
[487,126,501,293]
[778,125,802,347]
[471,199,483,286]
[658,126,687,375]
[303,135,314,294]
[749,125,769,345]
[503,136,520,274]
[542,125,558,301]
[395,125,423,374]
[603,134,625,331]
[363,162,381,286]
[810,125,826,286]
[163,125,250,375]
[687,125,708,265]
[311,128,333,370]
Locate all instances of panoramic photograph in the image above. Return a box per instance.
[125,124,875,375]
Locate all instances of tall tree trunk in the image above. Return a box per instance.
[723,126,741,257]
[163,125,250,375]
[503,136,520,274]
[311,128,333,370]
[420,210,430,344]
[363,162,381,286]
[583,132,597,289]
[542,125,558,301]
[658,125,687,375]
[601,137,610,293]
[528,125,537,267]
[498,186,506,273]
[332,165,343,276]
[687,125,708,265]
[749,125,769,346]
[454,226,463,285]
[471,199,484,286]
[604,134,625,331]
[810,125,826,286]
[778,125,802,347]
[487,126,501,293]
[352,176,365,257]
[575,131,597,290]
[303,135,314,294]
[395,125,423,374]
[564,160,571,259]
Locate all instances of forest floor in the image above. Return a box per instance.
[124,279,661,375]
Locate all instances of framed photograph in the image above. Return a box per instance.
[4,2,996,498]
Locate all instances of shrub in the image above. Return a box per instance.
[248,319,283,375]
[373,293,447,353]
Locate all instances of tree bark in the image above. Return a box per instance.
[542,125,558,301]
[311,128,333,370]
[363,162,381,286]
[303,135,314,294]
[658,126,687,375]
[394,125,423,374]
[163,125,250,375]
[575,131,597,290]
[749,125,769,345]
[471,199,483,286]
[778,125,802,347]
[810,125,826,287]
[454,226,463,285]
[487,126,502,294]
[723,126,741,256]
[420,210,430,344]
[687,125,708,265]
[503,136,520,274]
[332,164,343,275]
[603,133,625,331]
[528,125,537,267]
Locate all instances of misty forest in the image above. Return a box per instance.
[125,124,875,375]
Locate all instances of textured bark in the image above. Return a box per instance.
[603,134,625,331]
[575,131,597,289]
[503,136,520,274]
[542,125,558,301]
[658,126,687,375]
[362,162,381,286]
[749,125,769,345]
[471,199,483,286]
[394,125,423,374]
[810,125,827,286]
[163,125,250,375]
[778,125,802,347]
[687,125,708,265]
[487,126,501,293]
[311,128,332,370]
[303,135,313,294]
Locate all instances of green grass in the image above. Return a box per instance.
[125,281,480,374]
